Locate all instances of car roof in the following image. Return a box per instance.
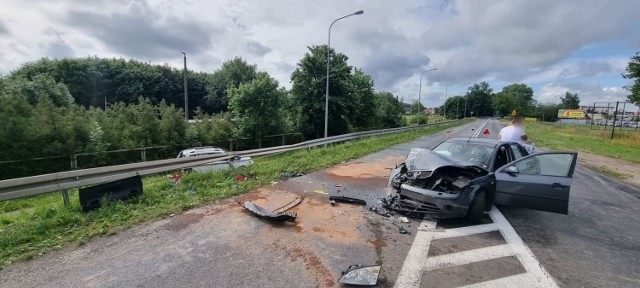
[446,137,507,148]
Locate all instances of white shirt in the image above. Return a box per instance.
[499,125,526,142]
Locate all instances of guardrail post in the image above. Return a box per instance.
[70,155,78,170]
[141,148,147,162]
[282,134,285,146]
[229,140,233,152]
[258,138,262,149]
[62,189,70,207]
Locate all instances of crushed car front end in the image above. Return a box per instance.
[384,148,494,218]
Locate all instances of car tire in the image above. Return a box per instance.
[466,190,486,223]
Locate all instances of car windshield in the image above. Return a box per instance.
[432,142,495,168]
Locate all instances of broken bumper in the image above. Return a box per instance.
[385,184,473,217]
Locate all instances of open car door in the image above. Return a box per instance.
[494,152,578,214]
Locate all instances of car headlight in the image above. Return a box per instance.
[338,265,381,286]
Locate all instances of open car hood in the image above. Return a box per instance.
[404,148,487,174]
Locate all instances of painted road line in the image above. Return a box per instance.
[431,223,499,239]
[423,244,514,270]
[471,119,490,138]
[488,208,558,288]
[395,220,437,288]
[458,273,541,288]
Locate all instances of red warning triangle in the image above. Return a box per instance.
[482,129,490,135]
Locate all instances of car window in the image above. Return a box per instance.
[433,142,495,168]
[513,154,573,177]
[509,143,527,159]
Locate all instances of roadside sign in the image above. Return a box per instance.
[511,110,517,117]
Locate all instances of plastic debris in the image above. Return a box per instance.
[272,197,303,213]
[237,200,297,222]
[335,184,343,188]
[187,189,196,195]
[329,196,366,206]
[330,200,336,206]
[234,175,247,181]
[399,216,410,223]
[170,173,183,184]
[313,189,328,195]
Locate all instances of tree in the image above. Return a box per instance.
[442,96,465,119]
[623,51,640,105]
[560,91,580,109]
[291,45,354,138]
[206,57,257,113]
[4,74,74,107]
[465,82,494,117]
[410,100,426,114]
[492,83,535,117]
[350,68,377,130]
[228,72,287,141]
[375,92,404,128]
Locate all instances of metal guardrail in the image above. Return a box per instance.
[0,121,460,202]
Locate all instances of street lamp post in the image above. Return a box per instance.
[417,68,437,125]
[325,10,364,139]
[181,52,189,121]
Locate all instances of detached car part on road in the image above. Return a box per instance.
[385,138,578,222]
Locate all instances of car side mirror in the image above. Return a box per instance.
[505,166,519,174]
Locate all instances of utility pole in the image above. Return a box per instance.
[456,98,459,119]
[181,52,189,121]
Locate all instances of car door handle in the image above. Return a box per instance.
[551,183,567,189]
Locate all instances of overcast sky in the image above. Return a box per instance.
[1,0,639,108]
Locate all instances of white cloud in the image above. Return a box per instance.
[537,82,633,107]
[0,0,638,107]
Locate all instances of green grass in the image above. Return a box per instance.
[524,122,640,163]
[403,114,447,125]
[0,120,470,268]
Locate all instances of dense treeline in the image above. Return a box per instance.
[0,45,406,178]
[438,82,578,121]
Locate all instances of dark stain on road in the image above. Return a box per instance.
[162,212,204,231]
[272,241,336,288]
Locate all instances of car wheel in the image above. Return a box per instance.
[466,190,486,223]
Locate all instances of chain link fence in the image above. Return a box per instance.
[588,101,639,139]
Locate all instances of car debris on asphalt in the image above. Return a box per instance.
[271,196,303,213]
[236,200,297,222]
[329,196,367,206]
[338,265,382,286]
[279,171,304,181]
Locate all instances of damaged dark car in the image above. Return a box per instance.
[385,137,578,222]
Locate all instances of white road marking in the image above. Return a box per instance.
[471,119,490,138]
[394,209,558,288]
[423,244,514,270]
[432,223,499,239]
[394,220,437,288]
[458,273,541,288]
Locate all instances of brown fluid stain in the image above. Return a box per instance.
[369,239,388,248]
[326,155,405,179]
[162,213,204,231]
[272,241,336,288]
[289,197,363,243]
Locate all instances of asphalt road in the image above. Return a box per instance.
[1,119,638,288]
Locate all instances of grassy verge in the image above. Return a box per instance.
[585,165,630,179]
[0,120,470,267]
[523,122,640,163]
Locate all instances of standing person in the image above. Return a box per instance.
[499,116,535,153]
